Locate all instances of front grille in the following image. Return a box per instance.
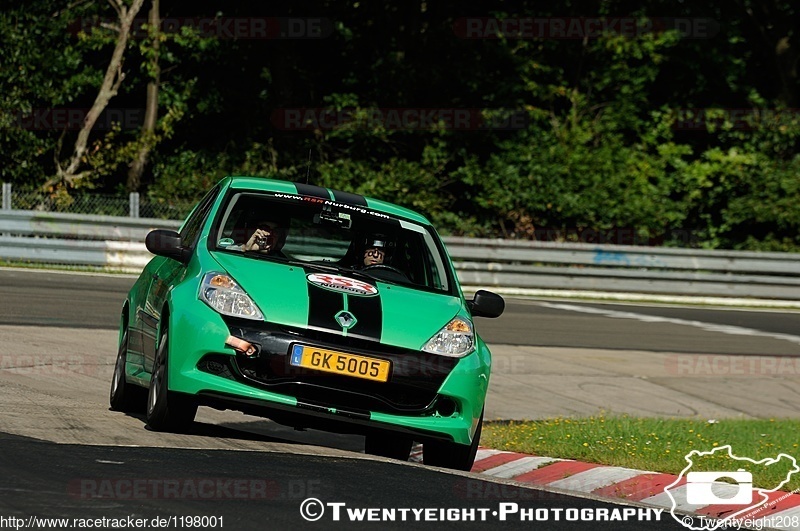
[219,318,458,415]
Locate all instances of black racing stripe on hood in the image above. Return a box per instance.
[346,293,382,342]
[306,283,343,333]
[294,183,331,200]
[331,190,367,206]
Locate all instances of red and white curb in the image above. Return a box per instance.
[411,447,800,530]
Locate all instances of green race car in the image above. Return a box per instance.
[110,177,504,470]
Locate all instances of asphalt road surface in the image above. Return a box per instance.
[2,268,799,530]
[0,431,680,530]
[3,268,800,355]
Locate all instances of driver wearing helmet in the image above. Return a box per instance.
[357,235,392,269]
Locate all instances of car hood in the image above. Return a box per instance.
[210,252,465,350]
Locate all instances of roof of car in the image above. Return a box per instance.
[224,176,432,225]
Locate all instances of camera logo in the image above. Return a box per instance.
[685,469,752,505]
[664,445,800,531]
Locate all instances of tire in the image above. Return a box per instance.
[109,329,146,412]
[423,409,483,471]
[146,326,198,432]
[364,432,413,461]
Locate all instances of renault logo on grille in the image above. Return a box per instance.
[335,310,357,329]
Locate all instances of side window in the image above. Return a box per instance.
[179,186,220,249]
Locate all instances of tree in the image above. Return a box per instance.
[49,0,146,190]
[126,0,159,192]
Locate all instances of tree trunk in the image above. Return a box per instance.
[126,0,160,193]
[47,0,147,190]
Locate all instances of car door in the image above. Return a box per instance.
[126,256,166,373]
[142,186,221,373]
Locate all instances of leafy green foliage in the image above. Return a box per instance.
[0,1,104,184]
[2,0,800,249]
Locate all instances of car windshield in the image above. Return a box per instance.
[211,191,451,292]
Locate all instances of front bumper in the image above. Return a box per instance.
[166,302,490,445]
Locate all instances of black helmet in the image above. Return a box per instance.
[365,236,388,250]
[361,233,394,264]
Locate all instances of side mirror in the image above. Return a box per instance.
[468,290,505,318]
[145,230,190,264]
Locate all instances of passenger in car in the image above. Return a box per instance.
[242,218,289,256]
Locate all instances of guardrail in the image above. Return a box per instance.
[445,238,800,300]
[2,210,800,300]
[0,211,179,270]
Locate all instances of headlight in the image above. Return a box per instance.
[422,317,474,357]
[199,272,264,320]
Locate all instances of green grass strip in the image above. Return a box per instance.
[482,416,800,492]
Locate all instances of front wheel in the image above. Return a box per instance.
[146,327,197,432]
[423,409,483,471]
[109,329,146,412]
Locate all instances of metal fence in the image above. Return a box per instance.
[445,237,800,300]
[1,183,193,220]
[2,210,800,300]
[0,210,180,270]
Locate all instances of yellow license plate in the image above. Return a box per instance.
[289,344,390,382]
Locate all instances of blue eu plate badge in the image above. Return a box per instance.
[291,344,303,366]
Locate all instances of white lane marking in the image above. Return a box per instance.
[474,448,506,462]
[95,460,125,465]
[469,287,800,309]
[482,456,560,479]
[547,466,648,492]
[541,302,800,346]
[0,266,138,279]
[641,485,701,511]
